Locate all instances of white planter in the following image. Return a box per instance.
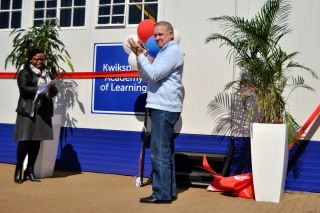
[34,114,62,178]
[250,123,288,203]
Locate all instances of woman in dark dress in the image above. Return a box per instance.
[13,49,58,184]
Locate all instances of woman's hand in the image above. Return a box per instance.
[49,83,58,97]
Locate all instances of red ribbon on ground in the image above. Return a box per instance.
[0,71,140,79]
[202,154,254,199]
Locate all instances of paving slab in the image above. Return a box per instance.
[1,163,319,213]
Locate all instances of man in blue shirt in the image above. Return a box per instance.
[128,21,184,204]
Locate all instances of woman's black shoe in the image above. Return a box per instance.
[14,165,23,184]
[23,167,40,182]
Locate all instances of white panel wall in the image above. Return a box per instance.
[0,0,319,140]
[238,0,320,140]
[160,0,236,134]
[283,0,320,137]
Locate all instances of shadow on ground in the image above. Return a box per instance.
[51,169,82,178]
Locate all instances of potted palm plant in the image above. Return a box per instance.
[206,0,318,202]
[5,19,73,74]
[5,19,74,178]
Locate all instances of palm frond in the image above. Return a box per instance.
[285,111,301,146]
[224,80,239,91]
[286,61,319,80]
[206,0,317,124]
[5,18,73,74]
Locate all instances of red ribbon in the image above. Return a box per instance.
[202,154,254,199]
[289,104,320,150]
[2,71,318,151]
[0,72,17,79]
[0,71,140,79]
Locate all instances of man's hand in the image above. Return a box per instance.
[127,38,145,56]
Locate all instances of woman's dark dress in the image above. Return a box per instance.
[13,68,56,141]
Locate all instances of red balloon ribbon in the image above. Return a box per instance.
[0,71,140,79]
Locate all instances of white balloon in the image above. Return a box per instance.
[128,52,138,71]
[174,29,181,45]
[123,34,139,55]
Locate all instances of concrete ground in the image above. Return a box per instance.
[1,163,320,213]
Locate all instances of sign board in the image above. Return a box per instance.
[92,43,147,114]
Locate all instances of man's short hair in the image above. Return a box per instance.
[155,21,174,33]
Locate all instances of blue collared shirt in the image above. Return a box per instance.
[137,40,184,112]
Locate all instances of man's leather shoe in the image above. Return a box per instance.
[140,195,172,204]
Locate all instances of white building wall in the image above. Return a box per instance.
[0,0,319,140]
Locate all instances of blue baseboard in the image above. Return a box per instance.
[1,123,320,193]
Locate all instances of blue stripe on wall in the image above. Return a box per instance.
[1,123,320,192]
[286,141,320,192]
[0,124,17,164]
[56,127,151,176]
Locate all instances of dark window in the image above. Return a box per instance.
[113,5,124,15]
[47,0,57,8]
[73,7,85,26]
[0,12,9,28]
[12,0,22,9]
[97,0,158,26]
[34,0,57,26]
[144,3,157,20]
[34,10,44,19]
[35,1,45,8]
[112,16,123,24]
[60,0,86,27]
[98,16,109,24]
[11,11,21,28]
[96,0,158,27]
[61,0,72,7]
[113,0,125,3]
[128,4,141,25]
[0,0,22,29]
[47,9,56,18]
[97,0,126,26]
[99,6,110,15]
[60,8,71,27]
[1,1,10,10]
[127,0,158,25]
[99,0,111,4]
[33,0,86,28]
[34,19,44,27]
[74,0,85,6]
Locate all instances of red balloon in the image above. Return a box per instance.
[137,19,156,43]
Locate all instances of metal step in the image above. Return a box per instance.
[175,170,213,183]
[174,150,233,184]
[175,152,228,172]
